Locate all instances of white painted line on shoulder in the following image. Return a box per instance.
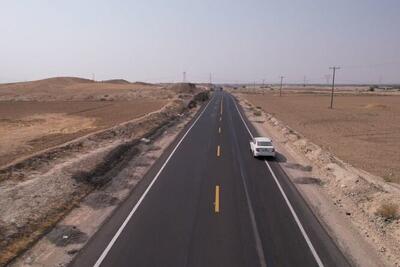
[231,94,324,267]
[93,96,215,267]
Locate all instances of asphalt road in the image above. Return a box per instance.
[70,91,351,267]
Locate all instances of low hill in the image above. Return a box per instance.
[0,77,93,90]
[102,79,130,84]
[0,77,168,101]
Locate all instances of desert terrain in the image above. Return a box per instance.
[0,77,183,168]
[239,89,400,183]
[0,77,207,265]
[0,100,166,167]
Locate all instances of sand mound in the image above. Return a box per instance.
[133,81,154,86]
[364,103,387,109]
[0,77,93,93]
[0,77,93,89]
[0,77,167,101]
[102,79,130,84]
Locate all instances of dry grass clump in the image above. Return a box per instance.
[383,173,399,183]
[253,110,262,116]
[376,203,399,220]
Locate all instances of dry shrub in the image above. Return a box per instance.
[376,203,399,220]
[253,110,262,116]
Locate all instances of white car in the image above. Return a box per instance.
[250,137,276,158]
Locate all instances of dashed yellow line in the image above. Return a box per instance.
[215,185,220,213]
[217,145,221,157]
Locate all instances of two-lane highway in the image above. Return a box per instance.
[71,91,350,267]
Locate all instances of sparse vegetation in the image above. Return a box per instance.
[383,173,397,183]
[253,110,262,116]
[376,203,399,220]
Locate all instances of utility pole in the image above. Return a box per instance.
[279,76,284,97]
[303,76,306,87]
[209,73,212,85]
[183,71,186,83]
[329,67,340,109]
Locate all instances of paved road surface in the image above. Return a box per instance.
[70,91,350,267]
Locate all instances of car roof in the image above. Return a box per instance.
[254,137,272,142]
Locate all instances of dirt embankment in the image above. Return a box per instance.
[235,92,400,266]
[0,78,210,266]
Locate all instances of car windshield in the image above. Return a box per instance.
[257,141,272,146]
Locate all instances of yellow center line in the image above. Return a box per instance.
[215,185,220,213]
[217,145,221,157]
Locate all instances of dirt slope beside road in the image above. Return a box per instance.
[0,89,209,266]
[0,78,209,266]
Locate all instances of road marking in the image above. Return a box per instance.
[231,95,324,267]
[220,116,222,121]
[215,185,220,213]
[93,96,215,267]
[218,127,221,134]
[220,98,223,115]
[217,145,221,157]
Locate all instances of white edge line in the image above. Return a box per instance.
[231,95,324,267]
[93,96,215,267]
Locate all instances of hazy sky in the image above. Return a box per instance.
[1,0,399,84]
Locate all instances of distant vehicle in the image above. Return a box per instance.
[250,137,276,158]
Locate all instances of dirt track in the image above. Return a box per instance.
[241,92,400,183]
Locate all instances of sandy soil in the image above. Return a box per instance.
[0,77,172,101]
[0,78,208,266]
[0,100,166,167]
[240,92,400,183]
[10,104,199,267]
